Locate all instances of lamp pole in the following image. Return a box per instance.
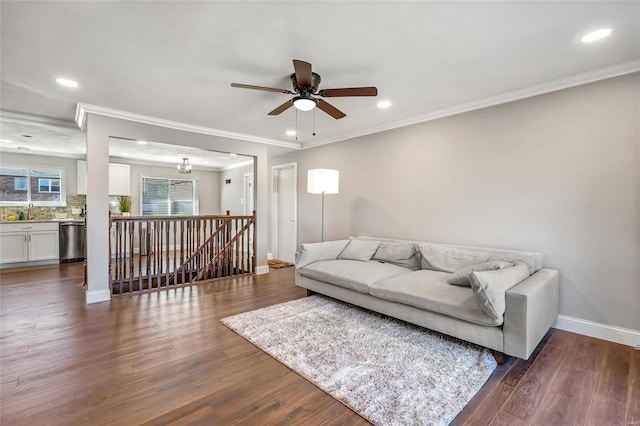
[321,191,325,242]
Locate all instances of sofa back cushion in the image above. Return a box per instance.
[295,240,350,269]
[338,239,382,261]
[372,241,420,270]
[418,242,541,274]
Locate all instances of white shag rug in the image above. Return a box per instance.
[221,295,497,426]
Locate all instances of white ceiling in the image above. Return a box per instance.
[1,1,638,160]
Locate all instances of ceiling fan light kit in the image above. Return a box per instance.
[293,96,317,112]
[231,59,378,120]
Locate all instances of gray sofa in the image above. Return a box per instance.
[295,237,559,360]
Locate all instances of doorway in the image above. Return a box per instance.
[271,163,297,264]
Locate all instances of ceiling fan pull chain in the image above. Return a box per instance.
[295,109,298,141]
[313,108,316,136]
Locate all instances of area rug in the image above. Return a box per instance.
[221,295,497,425]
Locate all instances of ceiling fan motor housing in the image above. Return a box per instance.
[291,72,321,94]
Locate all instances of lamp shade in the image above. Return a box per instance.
[307,169,339,194]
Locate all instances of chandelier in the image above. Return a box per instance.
[177,157,192,174]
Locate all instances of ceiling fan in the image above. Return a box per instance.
[231,59,377,119]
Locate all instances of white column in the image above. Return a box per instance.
[85,115,111,303]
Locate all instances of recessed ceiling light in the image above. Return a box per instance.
[377,100,392,109]
[136,140,148,145]
[203,161,210,165]
[122,152,129,156]
[55,77,79,88]
[230,153,238,157]
[286,130,297,136]
[581,28,612,43]
[0,139,14,143]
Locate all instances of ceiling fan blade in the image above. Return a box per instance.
[319,87,378,97]
[317,99,346,119]
[231,83,292,94]
[268,100,294,116]
[293,59,312,87]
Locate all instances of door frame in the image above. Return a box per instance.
[271,162,297,261]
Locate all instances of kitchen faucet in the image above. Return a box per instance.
[27,203,33,221]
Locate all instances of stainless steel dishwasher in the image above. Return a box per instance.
[59,221,86,262]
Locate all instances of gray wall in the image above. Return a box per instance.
[0,152,79,196]
[128,163,221,216]
[0,153,221,214]
[271,73,639,331]
[220,164,254,215]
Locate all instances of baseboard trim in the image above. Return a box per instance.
[86,289,111,304]
[256,265,269,275]
[554,315,640,348]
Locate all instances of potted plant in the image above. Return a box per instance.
[118,196,131,216]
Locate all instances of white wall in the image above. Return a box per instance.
[271,73,640,331]
[220,164,254,215]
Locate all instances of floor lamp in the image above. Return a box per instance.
[307,169,339,242]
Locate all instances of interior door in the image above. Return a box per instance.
[273,163,297,264]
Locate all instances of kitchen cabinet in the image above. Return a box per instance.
[0,222,59,265]
[77,160,131,196]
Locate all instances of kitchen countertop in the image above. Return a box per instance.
[1,218,85,224]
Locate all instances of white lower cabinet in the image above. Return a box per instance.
[0,232,29,263]
[0,222,59,266]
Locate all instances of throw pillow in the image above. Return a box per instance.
[373,241,420,270]
[295,240,350,269]
[447,260,513,287]
[469,261,530,322]
[337,239,382,262]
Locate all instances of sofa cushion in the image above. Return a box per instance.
[448,260,513,287]
[295,240,350,269]
[470,262,530,322]
[418,243,538,274]
[338,239,381,261]
[298,259,412,293]
[369,270,501,326]
[373,241,420,270]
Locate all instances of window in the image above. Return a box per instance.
[14,177,27,191]
[141,176,197,216]
[0,166,65,206]
[38,178,61,193]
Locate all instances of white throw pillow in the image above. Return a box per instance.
[469,262,530,322]
[373,241,420,270]
[447,260,513,287]
[337,239,382,262]
[295,240,350,269]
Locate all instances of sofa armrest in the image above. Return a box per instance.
[503,268,559,359]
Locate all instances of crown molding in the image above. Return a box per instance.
[75,103,302,150]
[302,60,640,150]
[0,111,78,129]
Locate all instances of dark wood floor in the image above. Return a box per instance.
[1,264,638,425]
